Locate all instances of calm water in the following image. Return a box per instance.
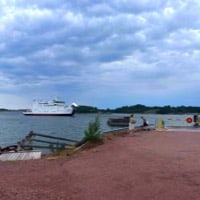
[0,111,197,147]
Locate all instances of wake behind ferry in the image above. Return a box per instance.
[23,98,78,116]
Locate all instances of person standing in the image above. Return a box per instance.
[129,114,136,135]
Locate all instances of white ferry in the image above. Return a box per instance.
[23,99,78,116]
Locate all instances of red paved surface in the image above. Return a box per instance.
[0,130,200,200]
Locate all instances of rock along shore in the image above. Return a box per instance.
[0,129,200,200]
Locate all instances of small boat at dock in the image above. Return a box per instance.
[107,116,130,127]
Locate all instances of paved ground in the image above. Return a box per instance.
[0,130,200,200]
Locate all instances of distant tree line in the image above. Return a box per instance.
[1,105,200,114]
[76,105,99,113]
[76,104,200,114]
[0,108,9,111]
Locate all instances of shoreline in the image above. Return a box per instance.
[0,129,200,200]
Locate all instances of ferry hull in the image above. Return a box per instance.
[23,112,75,116]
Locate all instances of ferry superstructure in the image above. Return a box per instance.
[23,99,78,116]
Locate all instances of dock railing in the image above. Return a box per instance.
[18,131,79,152]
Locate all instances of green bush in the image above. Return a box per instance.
[83,116,102,142]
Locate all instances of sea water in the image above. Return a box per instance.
[0,111,196,147]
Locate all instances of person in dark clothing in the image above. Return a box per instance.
[141,117,149,127]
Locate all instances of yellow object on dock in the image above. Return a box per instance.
[157,118,165,128]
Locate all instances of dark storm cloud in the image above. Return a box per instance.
[0,0,200,108]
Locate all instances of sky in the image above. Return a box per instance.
[0,0,200,109]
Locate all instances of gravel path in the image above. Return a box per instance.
[0,130,200,200]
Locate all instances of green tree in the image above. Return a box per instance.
[83,116,102,142]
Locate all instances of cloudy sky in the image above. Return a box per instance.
[0,0,200,109]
